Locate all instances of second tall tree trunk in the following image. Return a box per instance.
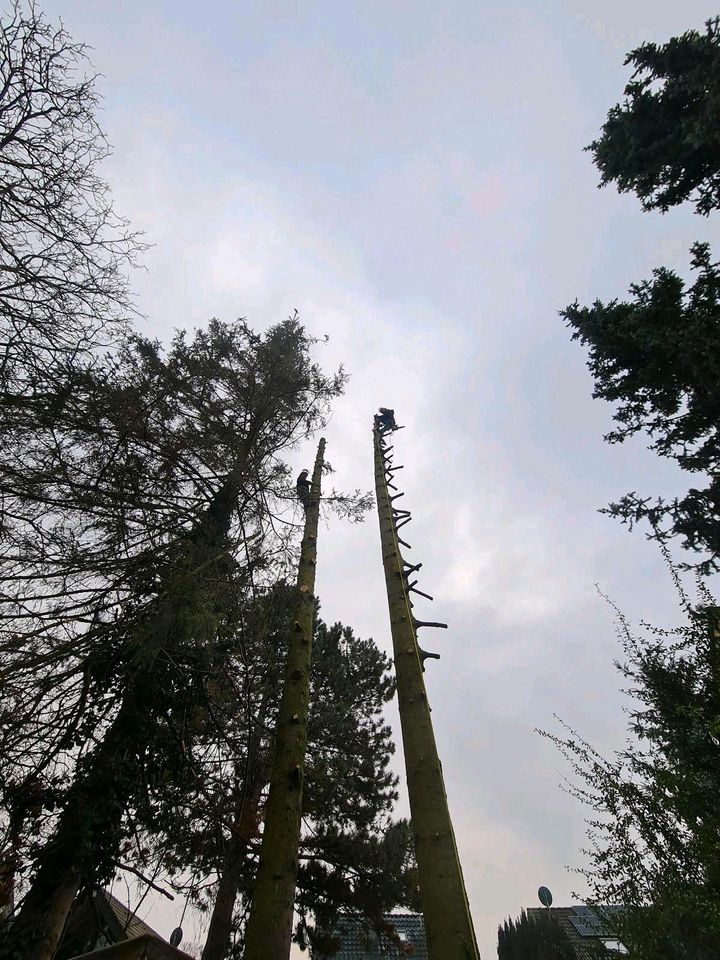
[372,425,480,960]
[242,439,325,960]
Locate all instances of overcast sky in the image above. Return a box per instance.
[38,1,720,956]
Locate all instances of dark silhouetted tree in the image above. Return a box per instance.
[565,17,720,573]
[590,17,720,216]
[497,908,577,960]
[136,583,415,960]
[563,243,720,573]
[544,583,720,959]
[0,317,345,960]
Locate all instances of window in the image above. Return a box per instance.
[602,939,628,955]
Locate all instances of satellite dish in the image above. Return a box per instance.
[538,886,553,907]
[170,927,183,948]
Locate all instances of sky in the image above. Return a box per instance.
[36,1,720,956]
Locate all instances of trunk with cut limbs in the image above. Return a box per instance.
[242,439,325,960]
[373,424,480,960]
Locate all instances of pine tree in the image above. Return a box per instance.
[558,18,720,956]
[497,909,577,960]
[562,243,720,573]
[563,17,720,574]
[0,318,344,960]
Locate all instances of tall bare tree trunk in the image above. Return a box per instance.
[372,424,480,960]
[243,439,325,960]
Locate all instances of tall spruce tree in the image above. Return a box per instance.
[589,17,720,216]
[562,243,720,573]
[563,18,720,573]
[555,16,720,957]
[0,318,345,960]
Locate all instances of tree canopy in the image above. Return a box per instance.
[590,17,720,216]
[558,14,720,958]
[562,242,720,573]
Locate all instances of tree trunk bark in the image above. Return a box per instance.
[0,480,241,960]
[371,426,480,960]
[202,855,242,960]
[202,764,267,960]
[242,438,325,960]
[0,692,138,960]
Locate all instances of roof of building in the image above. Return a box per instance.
[56,889,190,960]
[70,934,193,960]
[313,913,427,960]
[526,906,625,959]
[99,891,162,943]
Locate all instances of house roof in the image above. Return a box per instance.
[526,906,625,959]
[98,891,163,943]
[70,934,193,960]
[313,913,427,959]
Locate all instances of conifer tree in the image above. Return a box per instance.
[497,909,577,960]
[142,585,415,959]
[589,17,720,216]
[557,17,720,957]
[0,318,344,960]
[564,18,720,573]
[562,243,720,573]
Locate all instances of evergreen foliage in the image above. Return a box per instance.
[562,243,720,573]
[0,317,347,960]
[543,584,720,958]
[564,16,720,574]
[559,14,720,960]
[589,17,720,216]
[139,584,416,959]
[497,908,577,960]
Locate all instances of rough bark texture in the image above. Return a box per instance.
[372,426,480,960]
[201,763,266,960]
[202,856,242,960]
[242,439,325,960]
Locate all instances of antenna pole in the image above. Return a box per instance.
[373,420,480,959]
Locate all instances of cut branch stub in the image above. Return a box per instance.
[419,648,441,672]
[413,619,448,630]
[408,584,434,602]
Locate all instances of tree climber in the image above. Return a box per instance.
[296,469,311,510]
[376,407,398,432]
